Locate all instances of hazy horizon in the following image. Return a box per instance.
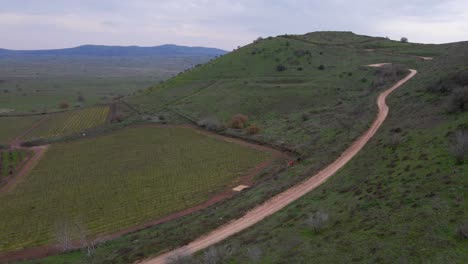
[1,0,467,50]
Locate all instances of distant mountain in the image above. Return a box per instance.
[0,44,228,57]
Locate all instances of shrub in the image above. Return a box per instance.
[450,89,468,113]
[400,37,408,43]
[230,114,249,129]
[59,102,69,109]
[305,211,329,232]
[276,64,286,72]
[450,130,468,164]
[318,65,325,70]
[297,67,303,71]
[458,224,468,239]
[198,117,225,132]
[247,124,260,135]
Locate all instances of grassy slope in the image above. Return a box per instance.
[128,35,422,155]
[188,37,468,263]
[17,32,468,263]
[0,127,270,251]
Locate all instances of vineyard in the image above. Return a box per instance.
[0,126,271,251]
[22,106,109,140]
[0,150,28,179]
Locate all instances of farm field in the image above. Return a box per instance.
[0,126,271,252]
[22,106,109,140]
[0,150,28,179]
[0,116,42,145]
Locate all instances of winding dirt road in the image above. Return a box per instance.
[140,67,418,264]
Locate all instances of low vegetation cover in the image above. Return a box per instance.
[10,32,468,263]
[0,150,27,178]
[22,106,109,140]
[0,126,270,252]
[0,116,41,144]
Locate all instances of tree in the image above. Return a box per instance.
[305,211,329,232]
[247,124,261,135]
[77,94,85,102]
[55,219,72,251]
[451,130,468,164]
[245,246,263,263]
[230,114,249,129]
[276,64,286,72]
[74,220,97,257]
[59,102,69,109]
[166,249,193,264]
[400,37,409,43]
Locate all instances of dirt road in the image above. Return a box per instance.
[140,67,418,264]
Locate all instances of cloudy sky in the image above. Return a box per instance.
[1,0,467,50]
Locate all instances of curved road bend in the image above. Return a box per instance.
[140,68,418,264]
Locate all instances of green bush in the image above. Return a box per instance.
[276,64,286,72]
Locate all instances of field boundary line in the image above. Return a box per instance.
[139,67,418,264]
[0,125,289,263]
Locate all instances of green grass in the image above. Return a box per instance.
[0,126,270,252]
[0,150,27,178]
[13,32,468,264]
[23,106,109,140]
[0,116,41,144]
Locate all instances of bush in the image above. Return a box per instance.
[400,37,408,43]
[198,117,225,131]
[458,224,468,239]
[230,114,249,129]
[450,89,468,112]
[318,65,325,70]
[276,64,286,72]
[305,211,329,232]
[450,130,468,164]
[247,124,260,135]
[59,102,69,109]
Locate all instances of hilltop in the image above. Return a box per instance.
[5,31,468,263]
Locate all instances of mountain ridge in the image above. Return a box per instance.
[0,44,228,57]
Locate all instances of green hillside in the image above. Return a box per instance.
[16,32,468,264]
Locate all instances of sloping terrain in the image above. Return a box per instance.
[11,32,468,264]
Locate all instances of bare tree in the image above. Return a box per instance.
[305,211,329,232]
[166,249,193,264]
[245,246,263,263]
[74,220,97,257]
[55,218,72,251]
[450,130,468,164]
[458,224,468,238]
[203,245,236,264]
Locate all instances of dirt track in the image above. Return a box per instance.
[0,124,287,263]
[140,67,418,264]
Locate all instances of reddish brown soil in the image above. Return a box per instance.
[0,124,288,263]
[139,68,418,264]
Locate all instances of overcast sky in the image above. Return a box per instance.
[1,0,467,50]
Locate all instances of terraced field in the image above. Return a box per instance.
[22,106,109,140]
[0,126,271,252]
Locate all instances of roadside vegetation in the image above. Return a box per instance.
[7,32,468,263]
